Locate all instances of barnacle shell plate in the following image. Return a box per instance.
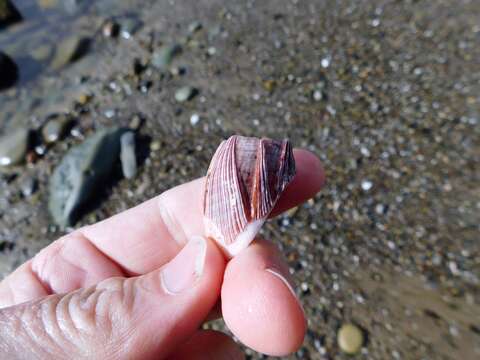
[203,135,295,257]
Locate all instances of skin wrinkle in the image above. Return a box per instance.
[30,231,128,296]
[73,285,114,357]
[94,280,122,341]
[0,307,22,354]
[75,230,130,277]
[60,292,87,348]
[69,286,115,358]
[11,300,58,359]
[31,240,64,294]
[68,288,94,335]
[67,230,129,280]
[0,279,146,360]
[84,289,105,342]
[92,278,139,358]
[99,282,142,360]
[75,228,128,277]
[27,262,53,296]
[41,296,70,358]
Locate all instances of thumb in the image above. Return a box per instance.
[0,236,225,360]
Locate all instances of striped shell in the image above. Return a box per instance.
[203,135,295,256]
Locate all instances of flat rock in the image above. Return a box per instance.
[48,127,123,227]
[51,35,91,70]
[120,131,137,179]
[0,51,18,90]
[0,0,22,29]
[0,128,30,167]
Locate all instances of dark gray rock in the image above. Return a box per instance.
[48,127,123,227]
[151,44,181,70]
[0,0,22,29]
[0,128,30,167]
[51,35,91,70]
[120,131,137,179]
[0,51,18,90]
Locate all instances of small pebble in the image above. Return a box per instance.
[175,86,198,102]
[20,177,37,197]
[188,21,202,34]
[338,323,364,354]
[190,113,200,126]
[120,132,137,179]
[77,93,91,105]
[119,16,143,39]
[150,141,161,151]
[104,109,116,118]
[152,44,182,70]
[263,79,276,92]
[171,66,186,76]
[361,180,373,191]
[41,114,72,144]
[102,20,120,38]
[129,114,144,130]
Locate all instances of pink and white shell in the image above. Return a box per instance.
[203,135,296,257]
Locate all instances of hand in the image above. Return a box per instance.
[0,149,324,359]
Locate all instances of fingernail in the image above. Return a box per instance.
[161,236,207,294]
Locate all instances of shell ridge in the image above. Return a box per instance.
[226,136,243,244]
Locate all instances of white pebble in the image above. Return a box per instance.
[375,204,385,214]
[190,113,200,126]
[361,180,373,191]
[360,147,371,157]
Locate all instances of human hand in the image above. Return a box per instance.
[0,149,325,359]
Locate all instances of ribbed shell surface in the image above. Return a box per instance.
[203,135,296,247]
